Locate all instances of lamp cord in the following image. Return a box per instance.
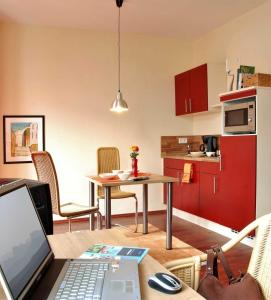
[118,6,120,92]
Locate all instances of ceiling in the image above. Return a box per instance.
[0,0,267,39]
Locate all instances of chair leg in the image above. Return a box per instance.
[68,219,71,232]
[134,195,138,233]
[97,211,103,230]
[89,213,93,231]
[97,198,100,208]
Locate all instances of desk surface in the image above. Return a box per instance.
[48,229,203,300]
[87,173,178,187]
[0,229,203,300]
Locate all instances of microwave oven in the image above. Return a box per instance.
[223,100,256,134]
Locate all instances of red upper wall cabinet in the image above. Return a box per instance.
[175,64,208,115]
[175,71,190,115]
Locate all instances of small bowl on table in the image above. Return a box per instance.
[99,173,116,179]
[112,169,123,175]
[118,172,131,181]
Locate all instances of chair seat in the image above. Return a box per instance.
[98,191,136,199]
[60,202,99,218]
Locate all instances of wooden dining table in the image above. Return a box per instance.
[86,173,178,250]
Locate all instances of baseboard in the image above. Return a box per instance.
[173,208,254,248]
[53,210,166,224]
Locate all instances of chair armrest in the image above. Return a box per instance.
[221,218,259,253]
[164,256,201,290]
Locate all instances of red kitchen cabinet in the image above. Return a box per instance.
[219,136,256,231]
[164,159,200,215]
[199,162,221,223]
[175,71,190,115]
[175,64,208,115]
[190,64,208,113]
[179,168,200,215]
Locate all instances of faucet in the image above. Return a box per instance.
[186,144,191,155]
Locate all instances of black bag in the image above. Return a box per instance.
[197,246,263,300]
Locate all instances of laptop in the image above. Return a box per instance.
[0,185,141,300]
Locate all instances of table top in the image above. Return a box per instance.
[47,229,203,300]
[0,229,203,300]
[87,173,179,187]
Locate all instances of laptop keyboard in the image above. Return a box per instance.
[55,261,111,300]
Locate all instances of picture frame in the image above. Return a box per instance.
[3,115,45,164]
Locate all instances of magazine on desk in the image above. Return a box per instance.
[80,244,148,263]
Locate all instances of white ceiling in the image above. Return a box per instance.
[0,0,267,39]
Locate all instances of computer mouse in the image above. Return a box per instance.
[148,272,182,294]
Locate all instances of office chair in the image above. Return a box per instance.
[97,147,138,232]
[31,151,102,232]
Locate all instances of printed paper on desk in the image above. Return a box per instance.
[182,163,193,183]
[80,244,148,264]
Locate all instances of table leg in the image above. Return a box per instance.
[166,182,173,250]
[104,186,111,229]
[143,184,148,234]
[89,182,95,230]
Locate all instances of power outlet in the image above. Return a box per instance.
[178,137,187,144]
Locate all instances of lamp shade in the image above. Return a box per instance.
[110,91,128,113]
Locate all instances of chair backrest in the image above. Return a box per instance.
[247,213,271,299]
[31,151,61,216]
[97,147,120,195]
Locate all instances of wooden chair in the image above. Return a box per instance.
[97,147,138,232]
[31,151,102,232]
[164,213,271,299]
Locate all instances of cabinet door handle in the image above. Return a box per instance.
[185,99,188,113]
[219,156,223,171]
[189,98,192,112]
[177,171,180,185]
[213,176,216,194]
[177,171,183,186]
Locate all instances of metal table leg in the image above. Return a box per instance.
[104,186,111,229]
[89,182,95,230]
[166,182,173,250]
[143,184,148,234]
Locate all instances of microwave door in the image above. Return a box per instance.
[225,109,249,132]
[225,108,248,127]
[224,100,256,134]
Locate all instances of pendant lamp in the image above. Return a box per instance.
[110,0,128,113]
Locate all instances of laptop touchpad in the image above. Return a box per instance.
[110,280,134,293]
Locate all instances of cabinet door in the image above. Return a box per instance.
[190,64,208,113]
[220,136,256,231]
[179,170,200,215]
[164,167,181,209]
[200,173,220,223]
[175,71,190,116]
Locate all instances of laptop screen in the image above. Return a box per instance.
[0,185,51,299]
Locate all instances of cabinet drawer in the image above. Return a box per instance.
[164,158,200,172]
[200,161,220,174]
[164,158,183,169]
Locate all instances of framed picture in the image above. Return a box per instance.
[3,115,45,164]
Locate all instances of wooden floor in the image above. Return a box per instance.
[54,212,252,284]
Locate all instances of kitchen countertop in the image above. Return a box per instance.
[162,153,220,163]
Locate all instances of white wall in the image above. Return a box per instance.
[192,0,271,134]
[0,23,193,217]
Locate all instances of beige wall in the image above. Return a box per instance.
[1,0,270,217]
[0,23,193,217]
[192,0,271,134]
